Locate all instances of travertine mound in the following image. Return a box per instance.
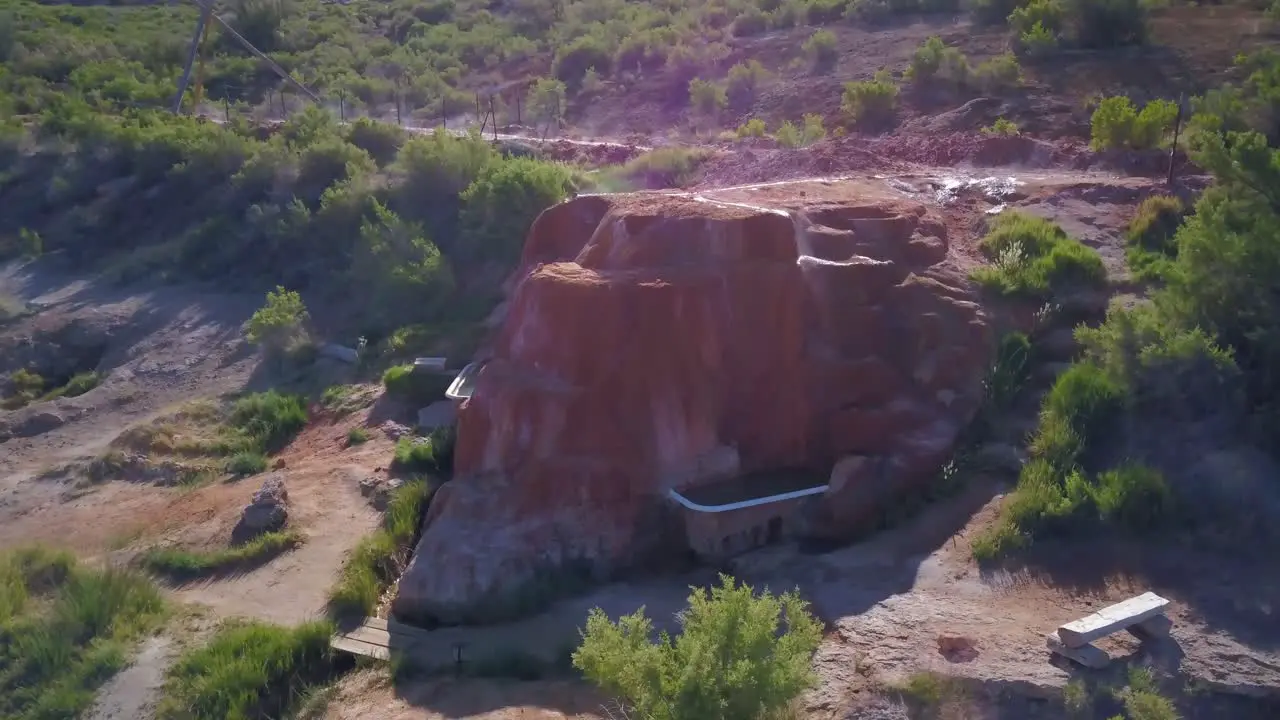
[395,187,992,622]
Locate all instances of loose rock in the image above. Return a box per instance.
[233,472,289,541]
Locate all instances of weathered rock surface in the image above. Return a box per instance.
[233,472,289,541]
[395,186,993,621]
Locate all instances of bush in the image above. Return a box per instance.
[1009,0,1066,42]
[969,0,1024,24]
[803,29,839,73]
[973,52,1023,93]
[458,157,576,267]
[905,36,971,89]
[1090,96,1178,150]
[776,120,802,148]
[225,451,268,476]
[226,391,308,454]
[736,118,768,138]
[689,78,728,118]
[982,117,1020,136]
[158,620,335,720]
[733,7,770,36]
[806,0,852,22]
[392,426,455,475]
[842,71,899,128]
[328,479,434,618]
[1018,21,1061,57]
[140,530,303,581]
[382,365,452,405]
[553,36,613,89]
[611,147,711,189]
[346,426,370,445]
[243,286,311,358]
[572,574,822,720]
[1125,195,1185,279]
[1093,463,1174,532]
[0,547,166,719]
[725,60,769,110]
[1070,0,1147,48]
[970,211,1107,298]
[344,118,405,167]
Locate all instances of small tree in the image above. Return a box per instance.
[842,70,899,128]
[528,77,566,135]
[243,286,311,359]
[803,29,839,73]
[689,78,728,119]
[725,60,769,110]
[573,574,822,720]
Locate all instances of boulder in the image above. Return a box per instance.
[233,473,289,542]
[395,188,993,621]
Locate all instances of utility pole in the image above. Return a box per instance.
[172,3,214,113]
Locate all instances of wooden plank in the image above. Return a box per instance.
[331,635,391,661]
[362,616,434,641]
[1046,632,1110,670]
[1057,592,1170,648]
[1126,614,1174,641]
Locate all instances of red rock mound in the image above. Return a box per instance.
[395,188,993,622]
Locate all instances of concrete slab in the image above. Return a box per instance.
[1126,613,1174,641]
[1057,591,1170,648]
[1046,631,1110,670]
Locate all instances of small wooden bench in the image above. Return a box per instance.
[1046,591,1172,669]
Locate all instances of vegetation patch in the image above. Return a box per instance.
[1125,195,1186,281]
[573,573,821,720]
[139,530,305,582]
[599,147,713,190]
[327,478,436,619]
[842,71,900,129]
[971,211,1107,299]
[0,546,166,720]
[157,619,337,720]
[381,364,451,406]
[1,369,102,410]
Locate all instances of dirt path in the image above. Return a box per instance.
[85,635,174,720]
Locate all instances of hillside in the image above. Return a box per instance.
[3,0,1280,719]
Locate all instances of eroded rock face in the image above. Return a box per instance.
[395,189,993,622]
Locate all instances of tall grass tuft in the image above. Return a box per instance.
[0,547,166,720]
[158,620,336,720]
[139,529,304,581]
[327,478,435,619]
[971,211,1106,298]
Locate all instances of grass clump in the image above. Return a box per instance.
[971,211,1106,299]
[0,546,166,720]
[381,364,451,405]
[1090,96,1179,151]
[346,426,370,445]
[225,451,268,477]
[327,478,435,619]
[803,29,839,73]
[139,529,304,581]
[982,117,1021,137]
[158,619,335,720]
[1125,195,1185,280]
[605,147,712,190]
[226,391,308,454]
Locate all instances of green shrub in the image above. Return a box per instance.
[802,113,827,145]
[344,118,405,167]
[140,530,304,581]
[0,547,165,720]
[905,36,971,88]
[974,52,1023,92]
[733,7,770,36]
[573,574,822,720]
[554,36,613,89]
[842,71,899,128]
[1009,0,1066,36]
[243,286,311,358]
[969,0,1024,24]
[689,78,728,118]
[971,211,1107,298]
[725,60,769,110]
[457,156,575,267]
[982,117,1020,136]
[1090,96,1178,150]
[1019,21,1061,57]
[611,147,711,189]
[158,620,335,720]
[803,29,839,73]
[1070,0,1147,48]
[328,479,434,618]
[805,0,853,22]
[392,426,455,474]
[225,451,268,477]
[346,426,370,445]
[736,118,768,138]
[227,391,308,454]
[1093,463,1174,532]
[1125,195,1185,280]
[776,120,803,148]
[382,365,452,405]
[59,371,100,397]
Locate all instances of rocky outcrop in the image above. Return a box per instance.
[233,473,289,542]
[395,187,993,622]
